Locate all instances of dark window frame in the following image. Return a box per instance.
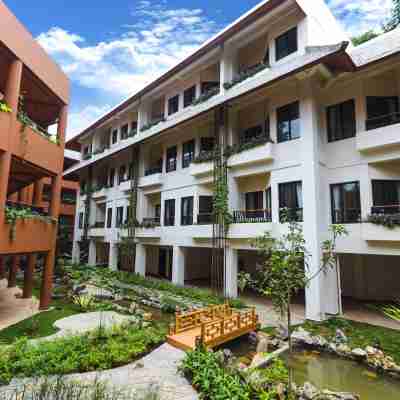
[182,140,195,168]
[78,212,84,229]
[118,165,126,185]
[106,208,113,228]
[120,124,129,140]
[168,95,180,115]
[116,206,124,228]
[275,26,298,61]
[278,181,303,222]
[277,101,300,143]
[166,146,177,173]
[184,86,196,108]
[181,196,194,226]
[164,199,176,226]
[109,168,115,187]
[327,99,356,142]
[330,181,361,224]
[366,96,400,130]
[200,137,215,152]
[371,180,400,214]
[245,191,264,211]
[112,129,118,144]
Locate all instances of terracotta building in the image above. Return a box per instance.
[0,0,70,309]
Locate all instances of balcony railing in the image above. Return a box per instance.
[92,221,105,229]
[366,112,400,131]
[371,205,400,215]
[332,208,361,224]
[145,165,163,176]
[142,217,161,227]
[233,209,272,224]
[279,208,303,222]
[197,213,214,225]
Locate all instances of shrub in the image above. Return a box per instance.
[0,324,165,385]
[368,213,400,228]
[223,62,269,90]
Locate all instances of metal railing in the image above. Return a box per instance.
[366,112,400,131]
[142,217,161,227]
[92,221,105,229]
[145,165,163,176]
[233,209,272,223]
[371,205,400,215]
[332,208,361,224]
[197,213,214,225]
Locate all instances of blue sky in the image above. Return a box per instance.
[5,0,392,138]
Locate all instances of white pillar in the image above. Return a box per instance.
[323,256,342,315]
[88,240,96,266]
[135,243,146,276]
[225,247,238,298]
[220,44,237,95]
[300,79,325,322]
[108,242,118,271]
[172,246,185,286]
[72,241,80,264]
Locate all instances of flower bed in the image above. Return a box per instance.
[0,323,165,385]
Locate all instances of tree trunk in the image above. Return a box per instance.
[287,295,293,395]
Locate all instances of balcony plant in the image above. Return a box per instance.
[141,116,166,132]
[192,149,218,164]
[127,127,137,138]
[82,152,92,160]
[0,100,12,113]
[192,86,220,106]
[224,135,272,158]
[223,62,269,90]
[368,213,400,228]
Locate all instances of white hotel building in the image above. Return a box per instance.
[65,0,400,321]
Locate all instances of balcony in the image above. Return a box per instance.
[0,111,11,152]
[332,208,362,224]
[227,140,274,172]
[362,206,400,242]
[89,222,105,238]
[92,186,108,200]
[136,220,162,239]
[11,120,63,174]
[190,160,213,177]
[197,213,214,225]
[357,113,400,153]
[232,209,272,224]
[138,171,163,189]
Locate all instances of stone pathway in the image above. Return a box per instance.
[0,280,39,331]
[5,343,198,400]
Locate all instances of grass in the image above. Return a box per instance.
[301,317,400,364]
[0,300,81,345]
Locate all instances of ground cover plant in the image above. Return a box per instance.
[0,323,166,385]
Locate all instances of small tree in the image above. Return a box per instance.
[251,213,347,353]
[384,0,400,32]
[351,30,379,46]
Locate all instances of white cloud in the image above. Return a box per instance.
[37,1,218,97]
[327,0,392,36]
[67,104,112,139]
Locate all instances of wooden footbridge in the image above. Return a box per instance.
[167,304,259,351]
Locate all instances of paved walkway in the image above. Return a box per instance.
[6,343,198,400]
[0,280,39,331]
[242,293,400,331]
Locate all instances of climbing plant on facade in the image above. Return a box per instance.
[213,163,232,235]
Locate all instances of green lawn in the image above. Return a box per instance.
[302,318,400,364]
[0,300,81,345]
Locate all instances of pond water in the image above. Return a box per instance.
[222,337,400,400]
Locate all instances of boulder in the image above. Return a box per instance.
[351,348,367,359]
[292,328,314,346]
[334,329,348,344]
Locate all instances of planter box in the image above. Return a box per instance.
[138,173,163,189]
[361,223,400,242]
[228,143,274,171]
[357,123,400,153]
[189,161,213,177]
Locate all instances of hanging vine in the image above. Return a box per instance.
[213,163,232,235]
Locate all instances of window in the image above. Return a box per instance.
[200,137,215,152]
[116,206,124,228]
[181,196,194,226]
[109,168,115,187]
[277,101,300,143]
[78,212,84,229]
[266,187,272,211]
[240,119,269,144]
[327,99,356,142]
[112,129,118,144]
[184,86,196,108]
[201,81,219,94]
[182,140,195,168]
[245,192,264,211]
[164,199,175,226]
[275,26,298,61]
[198,196,213,224]
[366,96,400,130]
[155,204,161,219]
[118,165,126,185]
[331,182,361,224]
[279,181,303,222]
[166,146,177,172]
[372,180,400,214]
[128,162,134,180]
[106,208,113,228]
[120,124,129,140]
[168,95,179,115]
[80,180,87,194]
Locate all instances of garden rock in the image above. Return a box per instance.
[297,382,359,400]
[334,329,348,344]
[351,348,367,359]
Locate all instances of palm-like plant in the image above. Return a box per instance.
[381,299,400,323]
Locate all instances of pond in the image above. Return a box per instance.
[222,337,400,400]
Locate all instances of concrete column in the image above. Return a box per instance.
[33,179,45,206]
[108,242,118,271]
[72,241,80,263]
[0,59,23,227]
[300,80,325,322]
[88,240,97,266]
[135,243,146,276]
[225,247,238,298]
[172,246,185,286]
[220,44,237,95]
[23,254,36,298]
[0,257,5,280]
[360,163,372,221]
[8,256,19,288]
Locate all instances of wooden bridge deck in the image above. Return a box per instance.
[166,304,258,351]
